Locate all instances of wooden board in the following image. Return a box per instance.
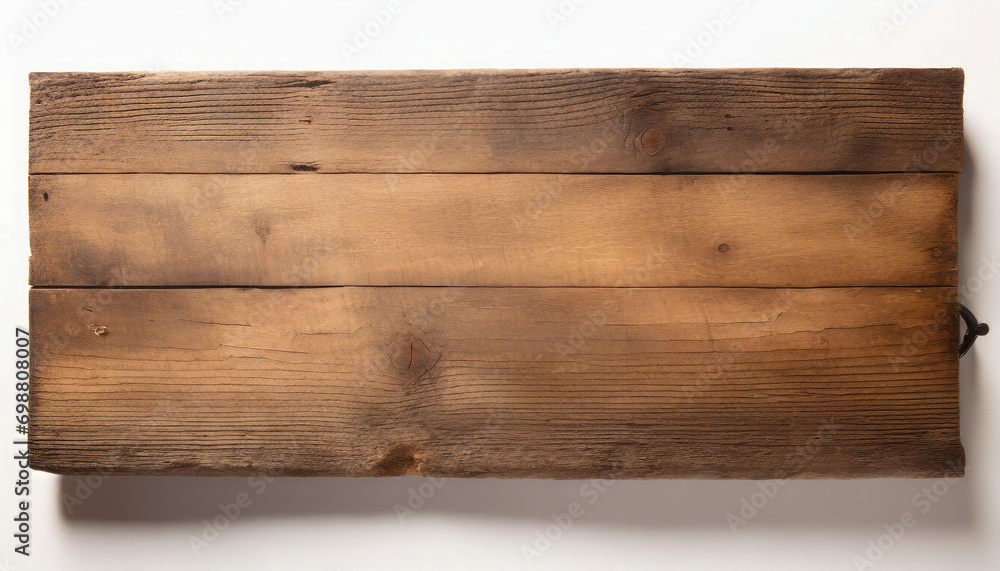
[27,69,966,479]
[29,173,957,287]
[29,287,961,478]
[29,68,964,174]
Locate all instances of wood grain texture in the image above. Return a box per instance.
[28,68,964,174]
[28,173,957,287]
[27,68,966,479]
[28,286,962,478]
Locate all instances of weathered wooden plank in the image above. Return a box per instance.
[28,286,962,478]
[29,68,964,174]
[26,67,967,480]
[28,173,957,287]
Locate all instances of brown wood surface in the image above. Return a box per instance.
[29,68,964,175]
[27,68,965,478]
[28,173,957,288]
[28,286,962,478]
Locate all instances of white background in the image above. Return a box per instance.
[1,0,998,569]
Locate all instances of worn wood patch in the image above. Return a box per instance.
[28,173,956,288]
[27,68,965,478]
[29,68,964,174]
[29,287,961,478]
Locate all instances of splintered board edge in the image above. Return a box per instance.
[29,68,964,174]
[28,286,962,478]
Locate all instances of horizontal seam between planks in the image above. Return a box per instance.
[26,170,963,176]
[27,285,958,290]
